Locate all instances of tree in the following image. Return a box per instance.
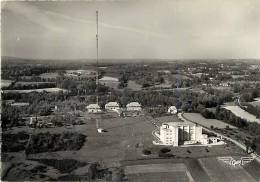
[1,105,21,128]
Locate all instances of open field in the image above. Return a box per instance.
[125,163,187,174]
[199,157,257,182]
[14,81,55,86]
[211,86,232,91]
[183,113,236,129]
[1,79,13,88]
[3,112,256,181]
[127,171,189,182]
[5,114,246,162]
[122,156,260,182]
[243,160,260,181]
[127,80,142,91]
[249,98,260,107]
[125,163,191,182]
[39,72,59,79]
[223,106,260,123]
[99,76,119,89]
[3,88,68,93]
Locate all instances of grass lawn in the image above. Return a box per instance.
[199,157,257,182]
[39,72,59,79]
[1,79,13,88]
[3,112,257,181]
[183,113,236,129]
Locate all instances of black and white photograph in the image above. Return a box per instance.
[1,0,260,181]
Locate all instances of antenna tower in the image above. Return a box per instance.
[96,10,99,105]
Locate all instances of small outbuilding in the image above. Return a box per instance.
[126,102,142,111]
[167,106,178,114]
[86,104,102,113]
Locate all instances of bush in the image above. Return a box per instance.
[26,132,86,154]
[32,159,87,173]
[142,149,152,155]
[2,132,29,152]
[158,152,175,158]
[160,148,171,153]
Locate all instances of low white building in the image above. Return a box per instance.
[86,104,102,113]
[153,121,207,146]
[10,102,30,107]
[168,106,178,114]
[105,102,120,111]
[126,102,142,111]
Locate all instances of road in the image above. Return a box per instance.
[180,112,260,164]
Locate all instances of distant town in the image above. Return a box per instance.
[1,57,260,181]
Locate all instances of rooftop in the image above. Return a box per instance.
[105,102,120,107]
[127,102,141,107]
[86,104,101,109]
[162,121,196,127]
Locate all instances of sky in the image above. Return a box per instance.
[1,0,260,60]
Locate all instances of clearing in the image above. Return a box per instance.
[3,88,68,93]
[183,113,236,129]
[223,106,260,123]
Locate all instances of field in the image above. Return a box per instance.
[5,114,246,162]
[14,81,55,86]
[249,98,260,107]
[211,86,232,91]
[223,106,260,123]
[3,88,68,93]
[1,79,13,88]
[39,72,59,79]
[127,80,142,91]
[99,76,119,89]
[199,157,258,182]
[183,113,236,129]
[125,163,191,182]
[3,111,259,181]
[122,156,260,182]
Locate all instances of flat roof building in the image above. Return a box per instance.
[153,121,207,146]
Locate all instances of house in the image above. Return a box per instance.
[168,106,178,114]
[86,104,102,113]
[105,102,120,111]
[126,102,142,111]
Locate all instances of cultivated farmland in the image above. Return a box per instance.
[1,79,13,88]
[183,113,236,129]
[3,88,68,93]
[223,106,260,123]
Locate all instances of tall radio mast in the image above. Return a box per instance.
[96,10,99,105]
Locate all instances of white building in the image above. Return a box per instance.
[10,102,30,107]
[126,102,142,111]
[153,121,207,146]
[105,102,120,111]
[168,106,178,114]
[86,104,102,113]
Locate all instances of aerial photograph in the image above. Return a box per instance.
[1,0,260,181]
